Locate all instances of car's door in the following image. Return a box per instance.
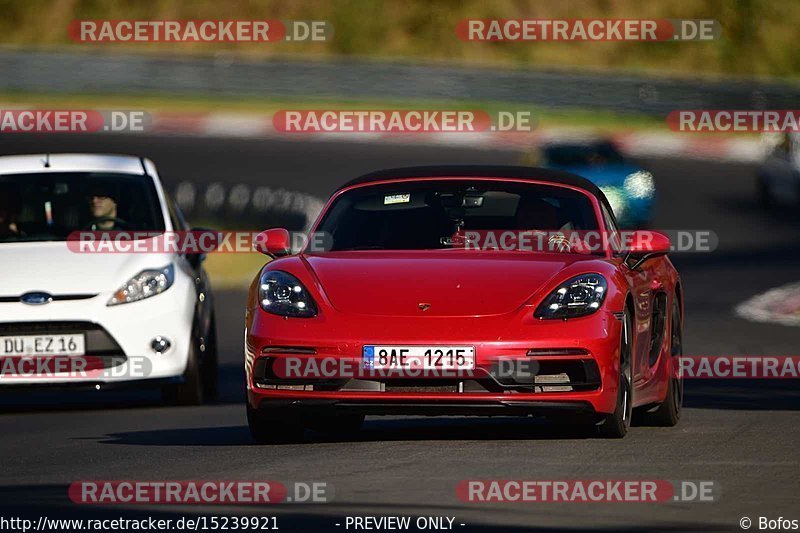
[602,204,656,384]
[628,253,671,385]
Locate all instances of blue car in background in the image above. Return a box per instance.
[538,140,655,228]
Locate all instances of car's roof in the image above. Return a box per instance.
[336,165,613,212]
[0,153,147,175]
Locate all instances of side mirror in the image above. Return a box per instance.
[254,228,291,257]
[623,230,670,269]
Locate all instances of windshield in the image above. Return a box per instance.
[543,142,625,166]
[315,180,601,253]
[0,172,165,243]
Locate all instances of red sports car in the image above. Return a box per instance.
[245,166,683,441]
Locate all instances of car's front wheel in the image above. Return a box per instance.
[641,296,683,426]
[598,308,633,438]
[246,403,305,444]
[201,313,219,401]
[162,340,204,406]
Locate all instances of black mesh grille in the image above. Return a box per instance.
[0,321,125,356]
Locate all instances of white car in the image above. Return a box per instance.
[0,153,217,404]
[757,132,800,207]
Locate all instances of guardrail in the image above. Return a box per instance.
[2,49,799,115]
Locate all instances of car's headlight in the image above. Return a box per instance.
[259,270,317,318]
[534,273,607,319]
[107,264,174,306]
[624,170,655,199]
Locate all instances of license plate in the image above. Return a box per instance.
[0,334,86,356]
[363,345,475,370]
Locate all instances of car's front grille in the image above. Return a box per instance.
[253,352,602,393]
[0,321,125,356]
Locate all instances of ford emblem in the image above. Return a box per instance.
[20,292,53,305]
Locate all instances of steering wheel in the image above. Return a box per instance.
[85,216,129,230]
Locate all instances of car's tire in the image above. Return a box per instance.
[162,340,204,406]
[307,414,365,435]
[246,402,305,444]
[642,296,683,427]
[201,313,219,401]
[598,308,633,438]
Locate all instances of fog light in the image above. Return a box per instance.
[151,336,171,354]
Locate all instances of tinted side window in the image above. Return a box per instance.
[166,195,187,231]
[601,203,621,253]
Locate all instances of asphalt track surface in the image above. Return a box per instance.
[1,134,799,532]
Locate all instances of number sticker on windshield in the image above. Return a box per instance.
[384,193,411,205]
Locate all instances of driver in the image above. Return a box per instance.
[87,183,123,230]
[515,196,572,253]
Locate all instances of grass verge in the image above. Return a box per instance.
[0,90,665,133]
[203,252,268,291]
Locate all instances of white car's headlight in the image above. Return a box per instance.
[535,273,607,319]
[259,270,317,318]
[107,264,174,306]
[624,170,655,199]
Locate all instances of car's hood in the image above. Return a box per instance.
[301,251,596,317]
[549,163,641,188]
[0,242,174,296]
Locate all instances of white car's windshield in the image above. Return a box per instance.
[0,172,165,243]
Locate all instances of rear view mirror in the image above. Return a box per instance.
[254,228,291,257]
[186,226,210,268]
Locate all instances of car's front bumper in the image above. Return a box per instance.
[0,279,194,386]
[246,309,623,416]
[250,395,596,418]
